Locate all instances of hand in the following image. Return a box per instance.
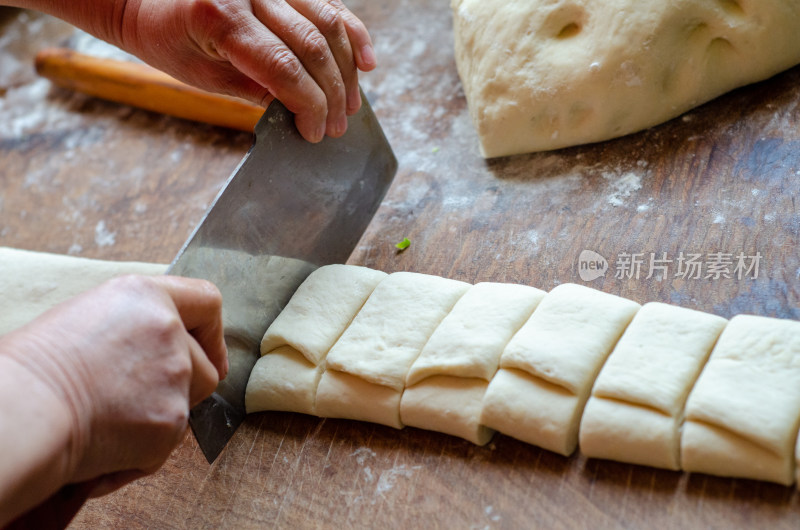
[120,0,377,142]
[2,275,227,495]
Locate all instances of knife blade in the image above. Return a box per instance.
[167,93,396,463]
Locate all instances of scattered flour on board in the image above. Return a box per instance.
[2,78,85,139]
[527,229,540,248]
[376,465,423,496]
[350,447,377,466]
[94,220,116,247]
[442,195,474,210]
[484,505,502,522]
[604,171,642,207]
[68,30,138,61]
[507,229,541,253]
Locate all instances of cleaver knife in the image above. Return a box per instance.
[167,93,396,464]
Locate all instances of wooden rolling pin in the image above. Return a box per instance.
[35,48,270,132]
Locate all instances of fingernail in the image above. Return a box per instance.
[347,88,362,114]
[361,44,376,67]
[336,115,348,136]
[314,124,326,142]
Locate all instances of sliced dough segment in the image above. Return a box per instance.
[315,370,404,428]
[401,282,546,444]
[260,264,388,363]
[406,282,546,385]
[318,272,470,428]
[245,346,322,415]
[400,376,494,444]
[579,303,727,469]
[481,368,581,452]
[682,315,800,485]
[246,264,386,415]
[482,283,640,455]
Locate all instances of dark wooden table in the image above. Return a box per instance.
[1,2,799,528]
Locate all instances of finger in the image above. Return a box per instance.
[88,470,150,498]
[252,1,348,137]
[221,23,328,142]
[11,481,95,528]
[151,276,228,380]
[199,67,276,110]
[285,0,360,116]
[187,334,220,407]
[328,0,376,72]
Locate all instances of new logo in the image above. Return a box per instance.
[578,250,608,281]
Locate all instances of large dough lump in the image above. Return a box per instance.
[14,248,800,486]
[452,0,800,157]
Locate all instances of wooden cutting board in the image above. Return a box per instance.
[0,2,798,528]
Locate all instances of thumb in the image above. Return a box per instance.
[88,469,151,498]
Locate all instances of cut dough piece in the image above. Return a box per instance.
[245,346,322,415]
[319,272,470,427]
[260,264,387,363]
[406,282,546,385]
[247,265,386,415]
[324,272,471,390]
[452,0,800,157]
[682,315,800,485]
[400,376,494,445]
[0,246,166,336]
[482,283,640,455]
[315,370,404,429]
[580,398,680,469]
[580,303,727,470]
[482,368,584,453]
[683,421,790,486]
[401,282,545,444]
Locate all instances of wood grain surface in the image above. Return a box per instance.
[1,2,799,528]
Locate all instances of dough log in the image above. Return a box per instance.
[237,266,800,487]
[0,246,166,336]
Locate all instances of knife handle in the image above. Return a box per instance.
[35,48,271,132]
